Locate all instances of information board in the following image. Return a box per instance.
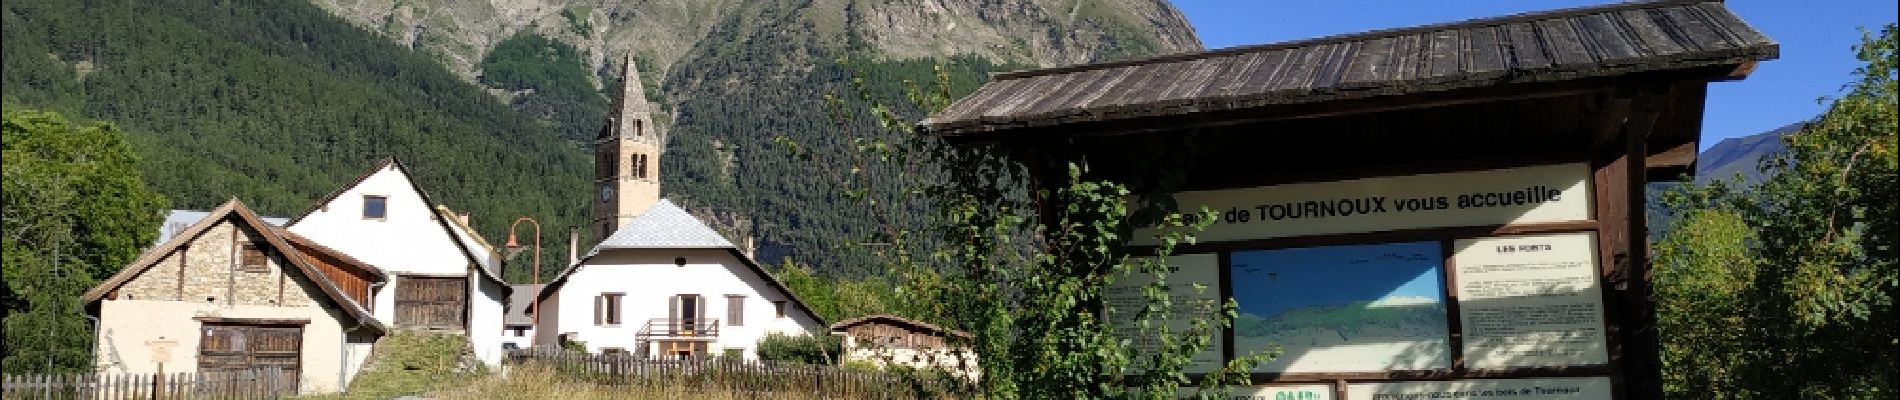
[1106,253,1224,373]
[1453,232,1608,368]
[1132,163,1591,245]
[1346,377,1612,400]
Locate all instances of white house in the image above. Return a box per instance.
[534,200,825,359]
[282,158,511,366]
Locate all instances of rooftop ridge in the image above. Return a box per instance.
[993,0,1708,81]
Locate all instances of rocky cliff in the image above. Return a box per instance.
[311,0,1204,273]
[313,0,1201,82]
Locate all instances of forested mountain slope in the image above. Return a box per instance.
[2,0,589,282]
[316,0,1204,273]
[3,0,1200,280]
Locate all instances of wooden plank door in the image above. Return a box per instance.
[199,323,303,388]
[395,276,467,328]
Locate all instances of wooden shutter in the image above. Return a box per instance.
[593,295,603,326]
[727,296,744,327]
[695,295,706,320]
[668,295,679,324]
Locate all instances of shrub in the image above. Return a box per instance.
[755,333,841,364]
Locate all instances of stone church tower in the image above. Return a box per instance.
[593,54,661,242]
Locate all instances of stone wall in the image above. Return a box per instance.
[117,218,319,308]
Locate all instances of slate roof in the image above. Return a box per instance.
[925,0,1777,136]
[588,199,736,255]
[536,198,827,327]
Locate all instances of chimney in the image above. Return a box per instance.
[568,227,580,265]
[744,236,756,260]
[457,212,470,225]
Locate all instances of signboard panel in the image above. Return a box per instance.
[1132,163,1591,245]
[1231,242,1451,373]
[1346,377,1612,400]
[1106,253,1224,373]
[1453,232,1608,368]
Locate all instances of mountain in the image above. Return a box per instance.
[1,0,589,283]
[1694,122,1799,185]
[3,0,1200,279]
[1646,122,1800,236]
[311,0,1205,273]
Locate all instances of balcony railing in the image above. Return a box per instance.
[637,318,720,339]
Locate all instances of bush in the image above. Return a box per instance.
[755,333,841,365]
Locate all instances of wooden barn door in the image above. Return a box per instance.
[199,323,303,388]
[395,276,467,329]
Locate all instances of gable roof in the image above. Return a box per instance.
[84,199,386,333]
[925,0,1777,136]
[588,199,736,254]
[831,314,973,339]
[286,157,510,289]
[537,198,824,327]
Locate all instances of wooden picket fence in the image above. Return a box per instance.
[505,348,972,398]
[1,369,294,400]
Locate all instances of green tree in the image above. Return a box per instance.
[2,107,168,373]
[1655,24,1897,399]
[778,62,1268,398]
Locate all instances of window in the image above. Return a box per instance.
[634,154,648,179]
[596,293,624,326]
[772,301,787,318]
[362,195,387,219]
[239,243,269,272]
[726,295,745,327]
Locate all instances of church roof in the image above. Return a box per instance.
[588,199,736,255]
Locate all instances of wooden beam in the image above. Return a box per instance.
[1645,141,1697,171]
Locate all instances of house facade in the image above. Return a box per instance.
[281,158,511,366]
[85,200,385,394]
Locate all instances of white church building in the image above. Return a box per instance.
[534,55,825,359]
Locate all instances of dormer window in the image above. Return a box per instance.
[363,195,388,220]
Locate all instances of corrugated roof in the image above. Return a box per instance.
[588,199,735,255]
[925,0,1777,136]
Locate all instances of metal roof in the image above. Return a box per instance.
[925,0,1777,136]
[588,199,736,255]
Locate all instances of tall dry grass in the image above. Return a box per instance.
[430,363,871,400]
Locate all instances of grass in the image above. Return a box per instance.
[429,364,847,400]
[298,330,484,399]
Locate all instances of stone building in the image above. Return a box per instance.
[84,199,385,393]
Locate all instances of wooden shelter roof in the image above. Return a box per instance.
[924,0,1776,137]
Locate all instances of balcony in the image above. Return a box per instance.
[637,318,720,339]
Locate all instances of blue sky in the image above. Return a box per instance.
[1174,1,1899,150]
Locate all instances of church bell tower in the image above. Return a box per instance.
[594,53,661,242]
